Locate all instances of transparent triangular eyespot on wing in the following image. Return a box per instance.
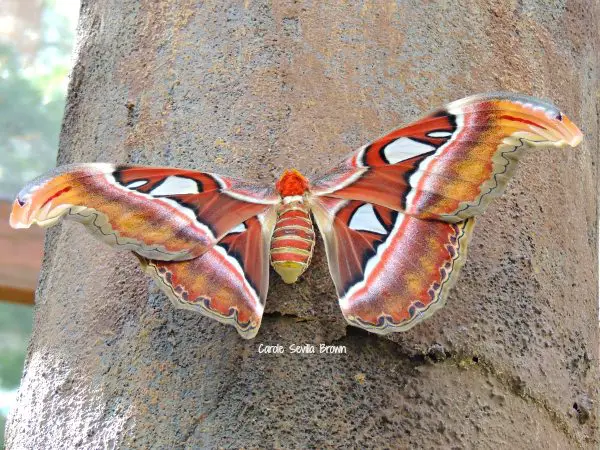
[138,207,277,339]
[10,163,279,261]
[311,196,474,334]
[310,93,582,222]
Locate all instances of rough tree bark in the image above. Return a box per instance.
[6,1,599,448]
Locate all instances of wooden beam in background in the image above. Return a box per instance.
[0,284,34,305]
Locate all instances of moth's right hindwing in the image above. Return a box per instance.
[139,209,277,339]
[311,196,474,333]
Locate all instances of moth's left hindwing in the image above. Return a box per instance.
[139,209,276,339]
[311,197,474,334]
[10,163,279,261]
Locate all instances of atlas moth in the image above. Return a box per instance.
[10,93,583,339]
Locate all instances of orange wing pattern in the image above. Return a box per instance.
[10,164,278,261]
[139,211,276,338]
[311,93,583,222]
[311,196,474,333]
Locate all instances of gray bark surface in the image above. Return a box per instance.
[6,1,599,448]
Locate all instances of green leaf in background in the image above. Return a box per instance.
[0,0,77,198]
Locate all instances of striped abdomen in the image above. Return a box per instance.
[270,199,315,284]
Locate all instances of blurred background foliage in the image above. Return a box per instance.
[0,0,77,197]
[0,0,79,446]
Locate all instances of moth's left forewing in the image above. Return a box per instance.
[139,207,277,339]
[310,196,474,334]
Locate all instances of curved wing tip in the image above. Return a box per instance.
[570,134,583,147]
[9,218,30,229]
[548,124,583,149]
[555,110,583,148]
[449,92,583,148]
[9,199,30,229]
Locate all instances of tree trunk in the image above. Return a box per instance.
[6,1,599,448]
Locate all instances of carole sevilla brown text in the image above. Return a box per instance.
[257,343,347,354]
